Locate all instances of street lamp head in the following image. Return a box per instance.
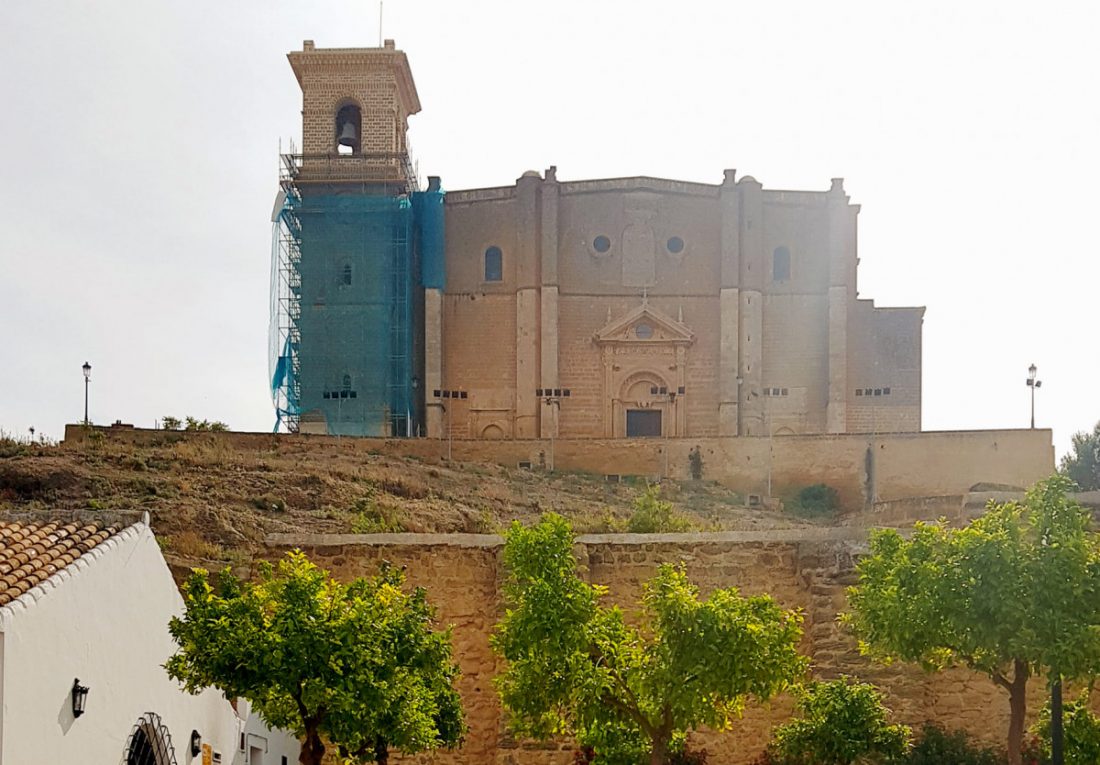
[82,362,91,381]
[1028,363,1037,382]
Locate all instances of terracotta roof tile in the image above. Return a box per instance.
[0,521,121,606]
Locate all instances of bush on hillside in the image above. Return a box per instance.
[626,487,695,533]
[787,483,840,519]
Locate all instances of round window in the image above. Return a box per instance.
[592,235,612,254]
[635,323,654,340]
[666,236,685,254]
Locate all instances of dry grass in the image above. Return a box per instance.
[0,436,811,576]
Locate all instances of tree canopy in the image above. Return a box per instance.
[845,476,1100,765]
[1061,421,1100,491]
[491,514,807,765]
[166,551,464,765]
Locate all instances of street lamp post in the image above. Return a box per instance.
[1025,364,1060,763]
[536,388,570,473]
[650,385,684,480]
[81,362,92,426]
[1026,363,1042,429]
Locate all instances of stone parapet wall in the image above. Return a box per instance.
[66,425,1055,512]
[263,529,1047,765]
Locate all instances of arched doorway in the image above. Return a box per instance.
[618,373,669,438]
[123,713,177,765]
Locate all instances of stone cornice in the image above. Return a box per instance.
[287,45,421,115]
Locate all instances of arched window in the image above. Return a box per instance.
[334,102,362,155]
[342,374,352,393]
[773,246,791,282]
[341,263,352,286]
[124,713,177,765]
[484,246,503,282]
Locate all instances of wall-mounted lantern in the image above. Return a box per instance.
[71,678,89,717]
[190,730,203,757]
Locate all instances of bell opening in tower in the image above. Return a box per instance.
[335,103,361,155]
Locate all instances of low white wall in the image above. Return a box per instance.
[0,524,298,765]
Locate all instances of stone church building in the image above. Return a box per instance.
[271,41,922,440]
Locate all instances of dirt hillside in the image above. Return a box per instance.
[0,434,813,575]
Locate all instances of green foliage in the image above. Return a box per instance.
[349,496,405,533]
[166,551,464,765]
[845,476,1100,764]
[1060,421,1100,491]
[688,447,704,481]
[768,678,909,765]
[904,724,1001,765]
[491,514,807,765]
[162,416,228,432]
[627,487,695,533]
[1031,693,1100,765]
[787,484,840,519]
[184,416,229,432]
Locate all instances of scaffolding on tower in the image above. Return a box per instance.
[269,165,303,433]
[269,147,428,436]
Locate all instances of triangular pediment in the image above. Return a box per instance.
[593,304,695,345]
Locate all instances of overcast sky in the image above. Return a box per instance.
[1,0,1096,458]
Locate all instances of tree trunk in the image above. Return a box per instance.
[1051,676,1064,765]
[299,730,325,765]
[1006,659,1030,765]
[374,736,389,765]
[649,736,669,765]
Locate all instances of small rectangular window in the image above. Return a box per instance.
[883,387,891,395]
[855,389,863,396]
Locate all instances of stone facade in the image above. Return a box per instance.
[280,41,924,440]
[266,530,1050,765]
[440,172,923,442]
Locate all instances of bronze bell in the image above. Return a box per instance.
[337,120,358,148]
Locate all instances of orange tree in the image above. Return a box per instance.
[491,514,806,765]
[845,477,1100,765]
[167,552,464,765]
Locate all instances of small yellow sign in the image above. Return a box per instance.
[202,743,213,765]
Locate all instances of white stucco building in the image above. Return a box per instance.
[0,518,299,765]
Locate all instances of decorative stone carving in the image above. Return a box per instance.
[593,303,695,437]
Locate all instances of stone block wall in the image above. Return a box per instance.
[264,529,1048,765]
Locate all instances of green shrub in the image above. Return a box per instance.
[626,487,694,533]
[349,496,404,534]
[768,678,909,765]
[788,484,840,518]
[251,495,287,513]
[1031,693,1100,765]
[905,724,1000,765]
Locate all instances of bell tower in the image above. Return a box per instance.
[271,40,432,437]
[287,38,421,187]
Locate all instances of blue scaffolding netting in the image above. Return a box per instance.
[269,175,444,436]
